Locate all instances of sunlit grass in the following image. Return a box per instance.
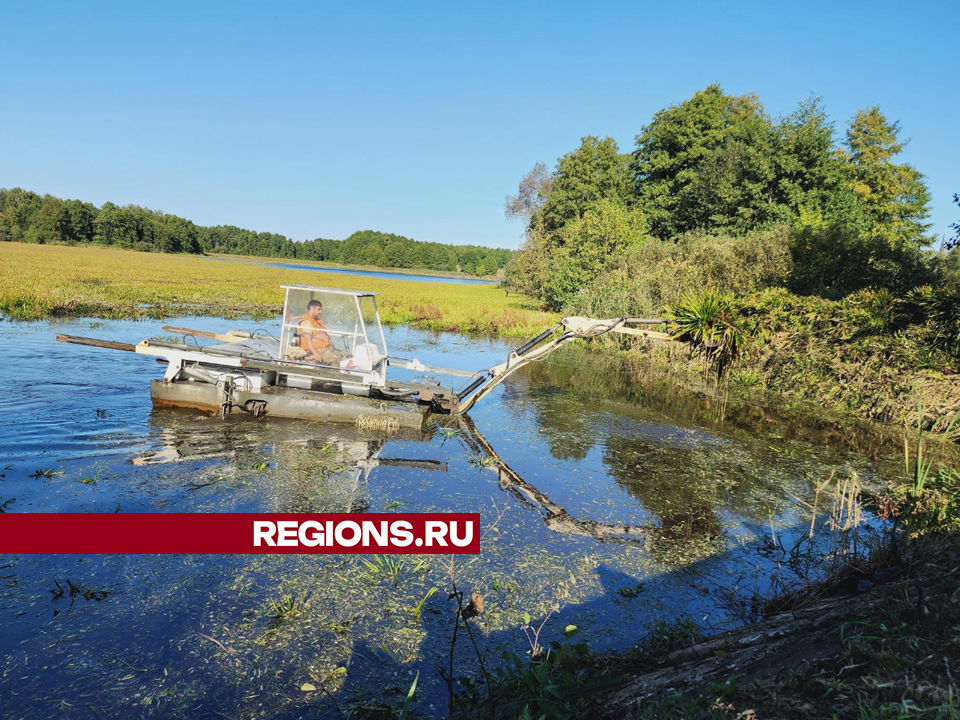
[0,243,558,337]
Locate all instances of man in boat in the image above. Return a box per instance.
[287,300,348,365]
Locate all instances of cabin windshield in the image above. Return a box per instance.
[278,286,387,378]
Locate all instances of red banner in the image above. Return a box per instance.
[0,513,481,554]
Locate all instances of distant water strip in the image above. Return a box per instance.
[213,257,498,285]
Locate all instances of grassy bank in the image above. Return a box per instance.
[611,286,960,441]
[0,243,556,337]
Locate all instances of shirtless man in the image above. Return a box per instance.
[287,300,347,365]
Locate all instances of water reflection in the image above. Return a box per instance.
[133,411,447,513]
[132,410,652,546]
[457,416,650,545]
[510,345,921,463]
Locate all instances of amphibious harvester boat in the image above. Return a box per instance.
[57,284,672,429]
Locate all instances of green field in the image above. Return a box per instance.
[0,243,556,337]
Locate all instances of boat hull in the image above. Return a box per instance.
[150,380,430,429]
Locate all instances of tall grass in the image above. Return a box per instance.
[0,243,557,337]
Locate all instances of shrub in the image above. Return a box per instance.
[574,226,792,317]
[788,220,931,296]
[907,285,960,358]
[666,290,746,377]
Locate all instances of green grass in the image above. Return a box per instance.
[0,243,558,337]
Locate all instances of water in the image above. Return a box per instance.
[214,257,498,285]
[0,317,925,718]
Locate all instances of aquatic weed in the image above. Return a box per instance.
[383,500,413,510]
[0,243,555,336]
[468,454,498,469]
[78,470,108,488]
[269,590,309,623]
[30,468,63,479]
[412,587,437,622]
[50,578,111,604]
[361,556,427,587]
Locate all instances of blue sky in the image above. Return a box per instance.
[1,1,956,250]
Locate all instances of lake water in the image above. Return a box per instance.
[0,317,921,718]
[216,257,499,285]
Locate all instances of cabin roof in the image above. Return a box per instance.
[280,284,379,297]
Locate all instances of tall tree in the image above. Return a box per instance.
[538,136,631,232]
[631,84,765,238]
[677,110,778,234]
[843,107,932,248]
[772,97,852,223]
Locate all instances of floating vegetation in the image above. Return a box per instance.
[268,590,310,624]
[768,445,799,457]
[439,427,463,445]
[0,243,554,336]
[361,555,428,588]
[468,454,498,469]
[0,498,14,513]
[383,500,413,510]
[617,583,645,599]
[29,468,63,479]
[78,470,108,488]
[50,578,111,603]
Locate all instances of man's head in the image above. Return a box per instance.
[306,299,323,318]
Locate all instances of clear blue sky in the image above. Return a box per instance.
[1,0,956,250]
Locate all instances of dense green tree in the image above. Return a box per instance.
[843,107,932,248]
[772,98,850,222]
[64,199,96,244]
[512,88,943,306]
[631,84,766,238]
[543,198,648,309]
[676,110,778,234]
[539,136,631,232]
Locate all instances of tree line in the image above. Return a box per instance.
[505,84,957,309]
[0,189,513,277]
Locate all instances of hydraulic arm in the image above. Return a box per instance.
[455,316,673,413]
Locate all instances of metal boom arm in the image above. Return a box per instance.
[456,316,672,413]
